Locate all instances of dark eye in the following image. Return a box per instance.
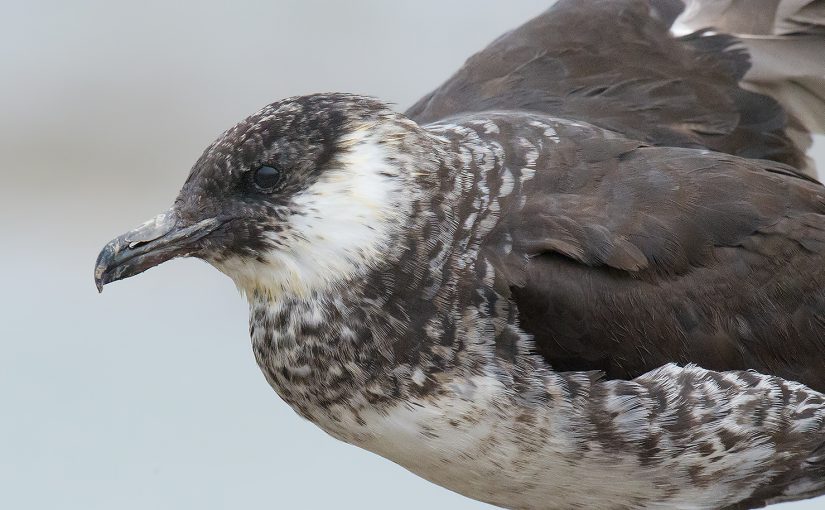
[253,165,281,190]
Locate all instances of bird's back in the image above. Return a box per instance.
[406,0,825,392]
[426,111,825,392]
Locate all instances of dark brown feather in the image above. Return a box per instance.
[476,117,825,391]
[406,0,814,174]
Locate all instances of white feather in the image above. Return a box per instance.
[213,127,410,298]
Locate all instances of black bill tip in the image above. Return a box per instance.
[94,210,221,292]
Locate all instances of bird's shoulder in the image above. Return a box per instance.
[427,111,825,391]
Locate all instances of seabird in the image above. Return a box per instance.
[94,1,825,508]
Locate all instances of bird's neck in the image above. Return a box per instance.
[247,120,537,424]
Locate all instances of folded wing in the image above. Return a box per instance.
[408,0,825,176]
[475,116,825,391]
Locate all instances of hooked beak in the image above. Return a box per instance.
[94,209,221,292]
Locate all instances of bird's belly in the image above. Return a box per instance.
[309,375,717,510]
[323,376,541,508]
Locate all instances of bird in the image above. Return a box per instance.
[94,1,825,509]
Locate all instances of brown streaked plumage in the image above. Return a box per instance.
[496,121,825,391]
[94,1,825,509]
[407,0,825,391]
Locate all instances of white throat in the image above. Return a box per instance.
[214,127,412,299]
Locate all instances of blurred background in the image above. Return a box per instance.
[1,1,822,509]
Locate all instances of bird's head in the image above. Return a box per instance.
[94,93,429,299]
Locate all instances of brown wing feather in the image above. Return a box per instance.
[407,0,813,173]
[478,117,825,391]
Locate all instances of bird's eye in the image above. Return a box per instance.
[253,165,282,190]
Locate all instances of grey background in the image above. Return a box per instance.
[1,1,822,509]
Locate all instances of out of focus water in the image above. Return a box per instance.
[1,2,822,509]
